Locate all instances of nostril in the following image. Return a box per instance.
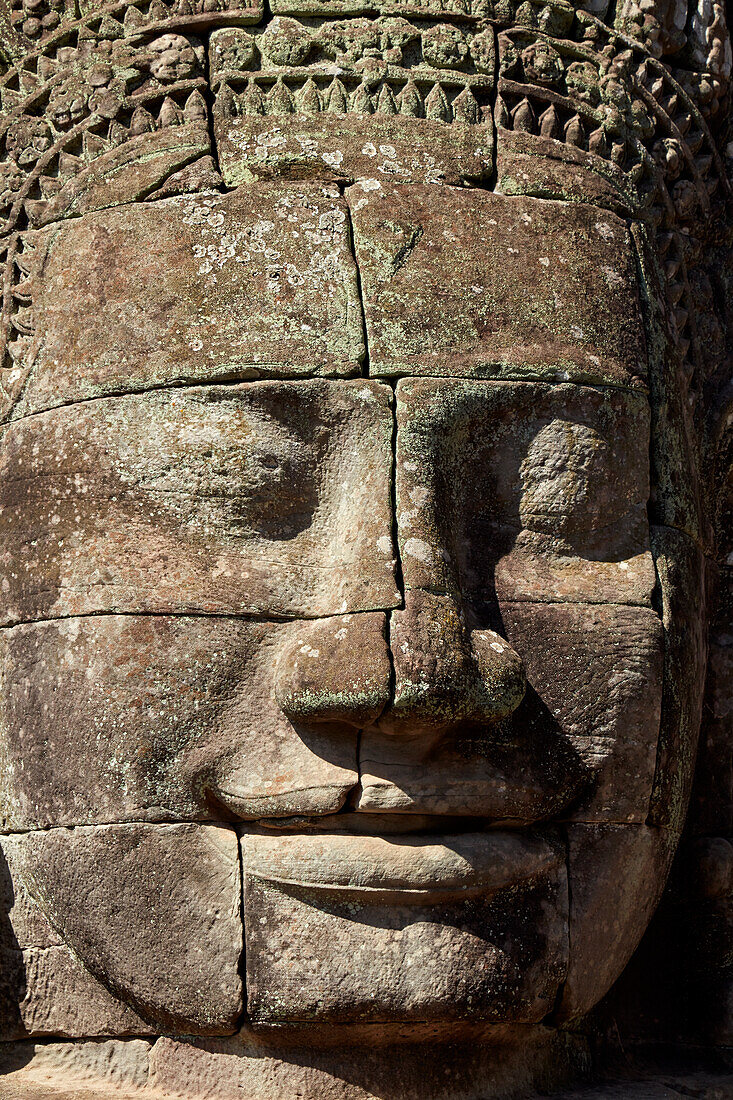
[470,630,526,721]
[274,613,391,728]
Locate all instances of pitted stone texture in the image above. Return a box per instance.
[210,19,494,186]
[0,381,397,625]
[0,613,385,828]
[500,603,663,822]
[0,841,146,1039]
[269,0,492,15]
[394,378,655,607]
[647,526,709,831]
[2,824,242,1035]
[0,1039,152,1100]
[11,185,365,419]
[347,184,647,384]
[559,824,677,1021]
[242,831,568,1025]
[148,1029,587,1100]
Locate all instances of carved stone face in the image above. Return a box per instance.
[0,176,708,1039]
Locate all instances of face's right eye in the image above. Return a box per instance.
[0,380,397,625]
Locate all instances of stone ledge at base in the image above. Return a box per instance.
[0,1083,151,1100]
[1,1069,732,1100]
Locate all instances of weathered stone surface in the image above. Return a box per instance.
[242,830,568,1025]
[0,844,151,1039]
[632,223,711,552]
[31,127,215,229]
[2,825,242,1035]
[0,1039,152,1100]
[558,824,677,1021]
[500,603,663,822]
[0,381,397,625]
[394,378,654,607]
[494,129,638,217]
[381,589,527,738]
[12,185,365,418]
[268,0,492,16]
[274,611,390,729]
[210,19,494,186]
[359,602,663,822]
[0,613,378,828]
[0,0,730,1079]
[147,1028,588,1100]
[0,28,218,237]
[348,184,647,384]
[356,723,585,817]
[0,946,151,1040]
[648,526,709,830]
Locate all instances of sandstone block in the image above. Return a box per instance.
[0,29,218,237]
[0,1039,152,1098]
[12,185,365,418]
[347,184,647,384]
[0,947,152,1040]
[0,381,397,625]
[2,824,242,1035]
[494,129,637,217]
[0,613,376,828]
[0,841,150,1038]
[269,0,491,16]
[148,1028,586,1100]
[357,688,587,821]
[647,526,709,830]
[358,601,662,823]
[242,830,568,1025]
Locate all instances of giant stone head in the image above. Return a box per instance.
[0,0,730,1093]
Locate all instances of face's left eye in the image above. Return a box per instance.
[394,378,653,613]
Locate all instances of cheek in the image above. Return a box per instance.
[500,602,664,825]
[0,613,365,828]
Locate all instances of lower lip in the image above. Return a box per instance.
[242,829,562,904]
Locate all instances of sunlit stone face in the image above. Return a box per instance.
[0,181,704,1037]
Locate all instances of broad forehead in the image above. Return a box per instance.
[11,182,645,419]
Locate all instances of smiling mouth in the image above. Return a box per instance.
[253,811,543,834]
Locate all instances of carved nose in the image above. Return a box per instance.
[275,613,391,728]
[275,594,525,745]
[380,590,526,742]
